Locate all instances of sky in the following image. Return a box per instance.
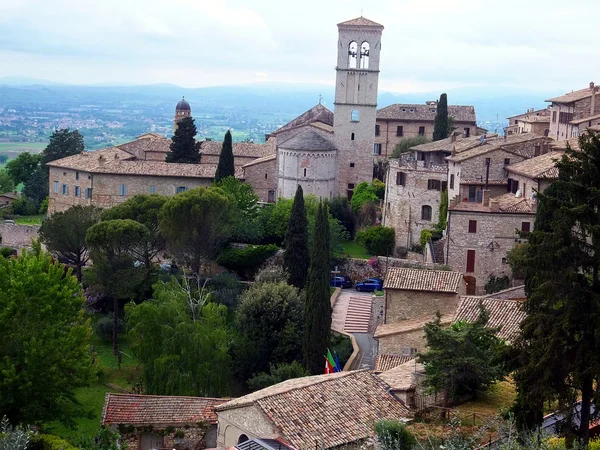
[0,0,598,94]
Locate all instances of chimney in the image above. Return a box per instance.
[98,155,105,166]
[591,82,597,115]
[451,133,457,143]
[490,199,500,212]
[482,190,490,207]
[451,146,456,157]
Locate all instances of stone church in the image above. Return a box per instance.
[46,17,385,213]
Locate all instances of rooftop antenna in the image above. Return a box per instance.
[360,8,364,16]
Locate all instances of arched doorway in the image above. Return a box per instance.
[464,276,477,295]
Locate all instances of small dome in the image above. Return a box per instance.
[175,97,191,111]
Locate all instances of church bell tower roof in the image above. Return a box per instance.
[337,17,384,28]
[175,97,191,111]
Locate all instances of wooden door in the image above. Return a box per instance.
[140,433,164,450]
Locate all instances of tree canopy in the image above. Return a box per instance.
[0,170,14,194]
[350,181,378,213]
[5,152,40,186]
[126,279,231,397]
[40,129,85,166]
[283,185,310,289]
[214,130,235,182]
[419,307,507,406]
[510,133,600,445]
[21,166,48,210]
[39,205,102,281]
[391,136,431,158]
[166,116,202,164]
[0,251,92,426]
[159,186,237,273]
[303,201,332,374]
[432,93,449,141]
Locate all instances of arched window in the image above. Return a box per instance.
[351,132,355,141]
[360,42,370,69]
[348,41,358,68]
[238,434,249,444]
[351,110,359,122]
[421,205,432,221]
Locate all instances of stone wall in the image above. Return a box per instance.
[385,290,460,322]
[375,119,476,157]
[377,327,427,354]
[340,256,444,284]
[383,159,447,248]
[278,149,337,199]
[217,405,280,449]
[0,223,40,248]
[446,209,534,294]
[48,167,212,214]
[119,423,213,450]
[242,157,278,203]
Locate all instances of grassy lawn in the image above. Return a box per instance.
[0,142,47,152]
[454,379,516,425]
[14,214,45,225]
[342,240,373,259]
[43,331,141,442]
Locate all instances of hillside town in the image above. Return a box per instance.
[2,11,600,450]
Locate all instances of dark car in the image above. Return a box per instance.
[330,275,353,288]
[354,277,383,292]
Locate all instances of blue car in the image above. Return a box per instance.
[330,275,353,288]
[354,278,383,292]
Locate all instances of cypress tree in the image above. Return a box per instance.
[283,185,310,289]
[432,93,449,141]
[166,116,201,164]
[215,130,235,182]
[303,201,332,375]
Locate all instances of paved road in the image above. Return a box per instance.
[352,332,378,370]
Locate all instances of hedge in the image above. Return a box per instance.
[217,244,278,277]
[356,226,395,256]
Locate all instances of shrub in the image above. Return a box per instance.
[419,229,433,248]
[391,136,431,158]
[396,246,408,259]
[375,419,417,450]
[217,244,278,278]
[372,178,386,200]
[0,247,17,259]
[30,434,77,450]
[485,275,510,294]
[255,266,288,283]
[11,196,36,216]
[350,181,378,213]
[38,197,49,214]
[0,416,35,450]
[331,332,353,368]
[247,361,309,391]
[204,272,244,309]
[356,226,395,256]
[94,314,125,342]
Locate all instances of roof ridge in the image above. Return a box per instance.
[105,392,228,400]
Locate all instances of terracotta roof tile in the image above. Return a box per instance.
[408,133,497,154]
[278,128,337,151]
[384,268,463,293]
[271,104,334,136]
[199,139,275,159]
[377,360,424,392]
[506,151,563,179]
[454,296,526,342]
[570,113,600,125]
[374,315,453,339]
[446,133,545,163]
[216,371,410,450]
[546,86,598,104]
[450,193,536,214]
[374,354,415,372]
[507,109,550,120]
[101,393,228,426]
[337,17,384,28]
[377,104,476,123]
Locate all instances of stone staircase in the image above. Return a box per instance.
[343,295,373,333]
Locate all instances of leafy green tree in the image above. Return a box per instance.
[433,93,449,141]
[356,225,395,256]
[10,196,36,215]
[39,205,101,281]
[86,219,150,357]
[391,136,430,158]
[40,128,85,166]
[329,196,355,238]
[215,130,234,182]
[217,244,278,279]
[437,188,448,231]
[166,116,201,164]
[506,243,528,279]
[0,251,92,425]
[214,177,261,242]
[350,181,378,213]
[126,279,231,397]
[22,166,48,210]
[5,152,40,185]
[233,281,304,384]
[303,202,332,374]
[247,361,310,391]
[101,194,168,273]
[419,307,507,406]
[0,170,14,194]
[510,134,600,444]
[375,419,417,450]
[159,186,237,274]
[284,185,310,289]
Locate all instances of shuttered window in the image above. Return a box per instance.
[466,250,476,273]
[468,220,477,233]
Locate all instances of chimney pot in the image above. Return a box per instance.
[591,82,595,90]
[490,199,500,212]
[451,133,457,143]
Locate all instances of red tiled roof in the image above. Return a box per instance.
[216,370,410,450]
[384,267,463,293]
[101,393,228,426]
[271,104,334,136]
[454,296,526,343]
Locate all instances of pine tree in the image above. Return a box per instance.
[283,185,310,289]
[510,133,600,446]
[303,201,332,375]
[432,93,449,141]
[215,130,235,182]
[166,117,201,164]
[41,128,85,166]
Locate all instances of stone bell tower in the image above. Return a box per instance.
[333,17,383,199]
[174,97,192,133]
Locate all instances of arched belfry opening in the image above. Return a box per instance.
[348,41,358,68]
[360,42,370,69]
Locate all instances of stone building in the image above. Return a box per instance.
[547,82,600,141]
[375,102,477,157]
[101,393,227,450]
[505,108,551,136]
[214,370,410,449]
[374,267,465,355]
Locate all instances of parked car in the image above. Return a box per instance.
[330,275,353,288]
[354,278,383,292]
